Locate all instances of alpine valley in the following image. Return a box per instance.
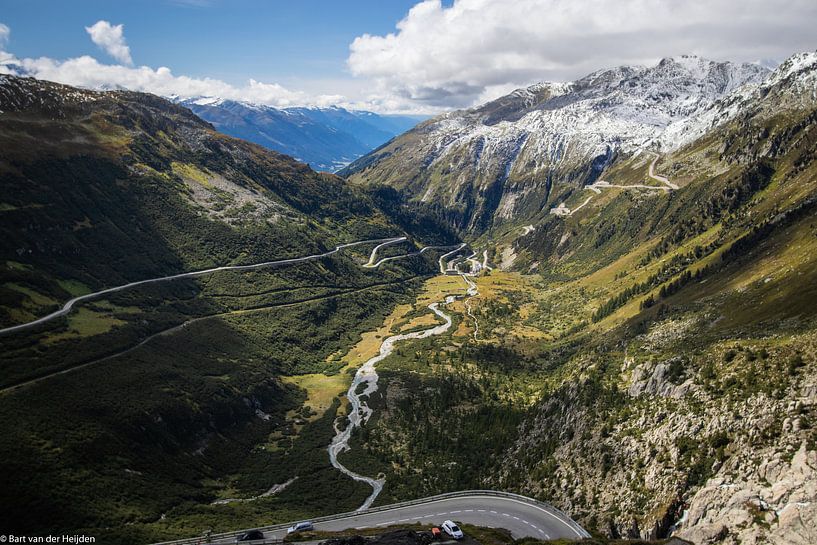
[178,98,425,172]
[1,49,816,545]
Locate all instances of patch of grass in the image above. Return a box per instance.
[57,278,91,297]
[282,371,352,422]
[171,161,213,187]
[42,306,128,343]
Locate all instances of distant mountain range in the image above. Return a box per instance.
[177,97,426,171]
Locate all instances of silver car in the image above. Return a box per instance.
[287,521,314,534]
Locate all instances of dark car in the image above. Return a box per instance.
[235,529,265,542]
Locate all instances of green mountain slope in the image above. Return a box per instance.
[0,75,445,543]
[328,55,817,544]
[2,48,817,545]
[339,56,770,236]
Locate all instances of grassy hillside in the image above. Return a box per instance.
[2,65,816,545]
[328,74,817,543]
[0,76,443,543]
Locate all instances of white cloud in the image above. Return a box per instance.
[0,23,10,47]
[3,2,817,115]
[348,0,817,109]
[0,43,352,110]
[0,21,383,110]
[85,20,133,65]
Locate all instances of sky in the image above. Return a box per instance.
[1,0,816,113]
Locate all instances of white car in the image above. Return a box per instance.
[442,520,464,540]
[287,521,314,534]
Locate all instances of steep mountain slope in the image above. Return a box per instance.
[494,55,817,543]
[0,75,442,543]
[180,98,423,171]
[329,52,817,545]
[341,56,769,233]
[0,75,417,328]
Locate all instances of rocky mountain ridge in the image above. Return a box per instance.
[340,55,817,234]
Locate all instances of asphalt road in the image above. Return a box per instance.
[208,493,587,543]
[0,237,405,337]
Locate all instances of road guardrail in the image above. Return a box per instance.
[151,489,590,545]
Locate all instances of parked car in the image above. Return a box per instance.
[287,521,315,534]
[442,520,464,540]
[235,529,264,542]
[431,527,442,539]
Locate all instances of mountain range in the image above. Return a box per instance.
[178,97,425,172]
[341,55,778,233]
[1,49,817,545]
[341,51,817,544]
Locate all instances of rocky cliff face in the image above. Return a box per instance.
[342,56,771,234]
[495,329,817,544]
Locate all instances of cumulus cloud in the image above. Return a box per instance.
[348,0,817,109]
[85,20,133,65]
[0,36,350,110]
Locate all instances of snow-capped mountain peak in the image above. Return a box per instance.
[341,51,817,233]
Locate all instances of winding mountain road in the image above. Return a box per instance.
[648,153,679,190]
[302,493,588,540]
[154,491,589,545]
[0,237,410,337]
[549,153,678,217]
[364,237,408,267]
[364,239,464,270]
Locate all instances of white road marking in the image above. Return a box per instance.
[451,510,461,514]
[311,494,587,539]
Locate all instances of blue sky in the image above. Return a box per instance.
[1,0,815,113]
[0,0,420,84]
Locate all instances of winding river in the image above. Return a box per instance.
[328,245,480,511]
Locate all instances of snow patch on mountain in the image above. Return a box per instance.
[419,56,771,178]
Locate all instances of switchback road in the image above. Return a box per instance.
[152,491,589,545]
